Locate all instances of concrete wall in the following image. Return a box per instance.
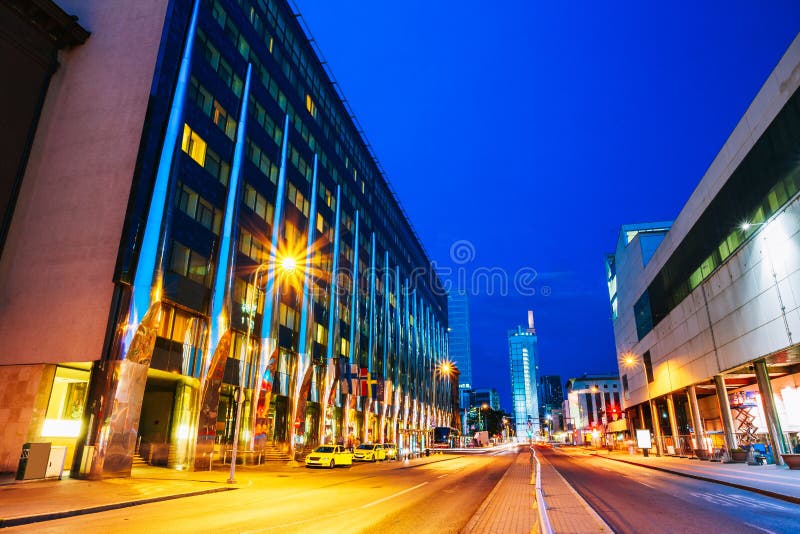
[0,0,168,366]
[620,195,800,407]
[0,365,53,472]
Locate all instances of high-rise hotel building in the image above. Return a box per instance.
[508,311,541,439]
[0,0,451,477]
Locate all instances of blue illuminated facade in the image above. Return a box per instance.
[72,0,450,477]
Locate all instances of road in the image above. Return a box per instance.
[7,452,514,533]
[539,446,800,534]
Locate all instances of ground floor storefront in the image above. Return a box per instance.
[624,355,800,465]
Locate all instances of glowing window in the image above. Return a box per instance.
[41,366,90,438]
[181,124,207,166]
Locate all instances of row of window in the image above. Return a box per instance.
[188,76,238,141]
[245,137,279,184]
[243,182,274,226]
[177,182,222,235]
[181,124,231,185]
[197,28,244,98]
[170,241,211,287]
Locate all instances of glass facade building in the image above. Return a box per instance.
[447,291,473,413]
[508,313,541,439]
[0,0,451,477]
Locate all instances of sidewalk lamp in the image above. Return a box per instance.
[481,403,489,431]
[228,250,299,484]
[622,353,662,456]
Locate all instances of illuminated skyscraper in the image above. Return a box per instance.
[447,291,473,407]
[508,311,541,439]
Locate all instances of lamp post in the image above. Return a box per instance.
[432,361,453,427]
[228,254,297,484]
[622,353,662,456]
[481,403,489,431]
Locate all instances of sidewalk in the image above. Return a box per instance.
[463,450,536,533]
[0,454,456,529]
[463,449,609,534]
[582,447,800,504]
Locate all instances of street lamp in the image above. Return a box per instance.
[622,353,662,456]
[481,403,489,431]
[432,361,454,424]
[228,252,299,484]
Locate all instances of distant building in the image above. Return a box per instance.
[508,311,541,439]
[565,374,622,445]
[471,388,500,411]
[447,291,473,412]
[538,374,564,416]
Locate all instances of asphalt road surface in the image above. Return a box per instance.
[7,452,514,533]
[539,446,800,534]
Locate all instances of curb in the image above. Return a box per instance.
[0,486,237,528]
[596,454,800,505]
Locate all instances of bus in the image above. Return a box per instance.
[432,426,460,448]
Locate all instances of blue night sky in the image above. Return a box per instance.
[296,1,800,410]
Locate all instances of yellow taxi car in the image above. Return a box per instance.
[305,445,354,468]
[353,443,386,462]
[383,443,398,460]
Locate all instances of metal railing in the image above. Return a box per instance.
[530,447,554,534]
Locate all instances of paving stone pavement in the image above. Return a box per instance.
[462,451,537,533]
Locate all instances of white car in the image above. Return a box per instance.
[305,445,354,468]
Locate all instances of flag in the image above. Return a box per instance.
[359,367,369,397]
[339,358,360,395]
[364,370,380,398]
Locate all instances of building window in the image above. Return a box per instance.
[622,374,629,400]
[643,351,654,383]
[305,93,317,118]
[181,124,206,166]
[41,366,90,438]
[169,241,211,287]
[181,124,230,184]
[177,183,222,234]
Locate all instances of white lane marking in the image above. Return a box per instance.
[690,491,787,511]
[637,480,655,488]
[361,482,429,509]
[438,474,449,479]
[745,523,777,534]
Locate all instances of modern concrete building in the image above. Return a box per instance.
[565,374,622,446]
[508,311,541,439]
[608,34,800,463]
[0,0,451,477]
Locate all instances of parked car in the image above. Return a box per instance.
[305,445,353,468]
[383,443,398,460]
[353,443,386,462]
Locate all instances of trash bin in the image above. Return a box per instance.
[16,442,51,480]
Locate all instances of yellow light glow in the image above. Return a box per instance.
[280,256,297,272]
